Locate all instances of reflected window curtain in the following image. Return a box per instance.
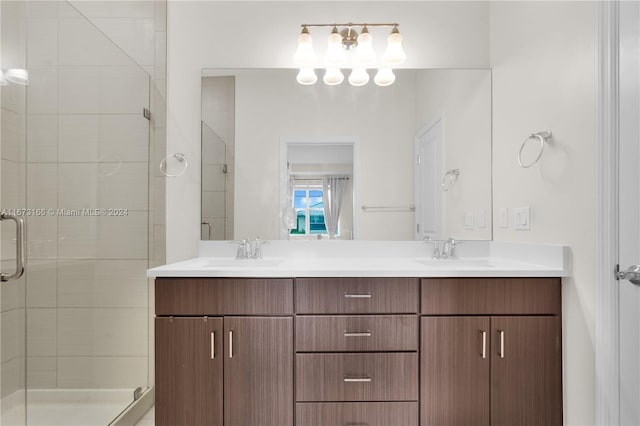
[322,177,348,239]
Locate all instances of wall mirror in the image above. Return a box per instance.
[201,68,492,241]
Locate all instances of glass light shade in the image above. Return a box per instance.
[325,31,347,66]
[348,68,369,86]
[296,68,318,85]
[382,31,406,66]
[374,68,395,86]
[294,32,316,66]
[353,32,376,66]
[5,68,29,85]
[323,68,344,86]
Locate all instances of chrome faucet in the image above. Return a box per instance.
[231,237,268,259]
[424,237,457,259]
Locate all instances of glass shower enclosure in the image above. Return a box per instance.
[1,1,152,424]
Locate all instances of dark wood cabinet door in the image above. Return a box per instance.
[491,316,562,426]
[224,317,294,426]
[155,317,223,426]
[421,316,490,426]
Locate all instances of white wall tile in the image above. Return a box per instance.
[58,114,149,163]
[26,216,57,260]
[1,263,20,312]
[26,163,57,208]
[26,357,57,388]
[26,260,57,308]
[1,108,25,163]
[58,212,148,259]
[57,356,147,389]
[202,164,226,192]
[92,18,155,67]
[27,18,58,67]
[58,18,134,67]
[58,260,147,308]
[27,308,56,357]
[27,1,58,19]
[69,1,154,19]
[26,115,57,163]
[202,191,225,218]
[1,159,25,211]
[1,357,24,399]
[58,67,148,115]
[26,67,58,115]
[58,308,147,356]
[58,163,148,211]
[1,309,24,363]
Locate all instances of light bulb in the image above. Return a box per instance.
[323,68,344,86]
[325,27,347,66]
[382,27,406,66]
[296,68,318,85]
[5,68,29,85]
[348,68,369,86]
[374,68,395,86]
[353,27,376,66]
[294,27,317,66]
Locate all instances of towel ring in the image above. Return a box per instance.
[518,130,552,168]
[160,153,188,177]
[442,169,460,192]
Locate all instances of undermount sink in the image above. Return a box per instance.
[198,258,284,268]
[413,258,494,268]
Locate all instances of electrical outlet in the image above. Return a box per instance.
[514,206,531,230]
[499,208,508,228]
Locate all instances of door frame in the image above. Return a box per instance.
[595,1,621,424]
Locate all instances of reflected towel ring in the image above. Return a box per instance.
[442,168,460,192]
[518,130,552,168]
[160,153,188,177]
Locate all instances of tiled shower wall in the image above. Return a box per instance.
[23,0,166,391]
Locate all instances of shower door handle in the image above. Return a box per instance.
[617,265,640,286]
[0,213,25,282]
[201,221,212,240]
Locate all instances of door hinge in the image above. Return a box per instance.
[615,263,620,280]
[143,108,151,120]
[133,387,143,401]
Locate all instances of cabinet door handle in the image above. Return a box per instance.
[344,293,372,299]
[344,377,372,383]
[211,332,216,359]
[229,331,233,358]
[344,423,370,426]
[498,330,505,358]
[480,330,487,359]
[344,331,372,337]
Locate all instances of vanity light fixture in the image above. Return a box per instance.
[294,23,405,87]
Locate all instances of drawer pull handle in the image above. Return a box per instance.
[480,330,486,359]
[344,331,372,337]
[344,293,372,299]
[344,377,372,383]
[344,423,370,426]
[229,331,234,358]
[498,330,505,358]
[211,332,216,359]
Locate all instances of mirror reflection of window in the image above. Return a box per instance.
[290,184,337,237]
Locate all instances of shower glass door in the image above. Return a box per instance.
[2,1,152,425]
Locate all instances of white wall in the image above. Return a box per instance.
[490,2,596,425]
[167,0,491,260]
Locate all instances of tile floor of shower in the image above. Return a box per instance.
[2,389,139,426]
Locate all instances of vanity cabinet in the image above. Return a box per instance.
[295,278,420,426]
[154,278,294,426]
[420,278,562,426]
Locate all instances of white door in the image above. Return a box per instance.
[618,2,640,424]
[415,117,443,240]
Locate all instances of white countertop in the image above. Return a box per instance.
[147,241,570,278]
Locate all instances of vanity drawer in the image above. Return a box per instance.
[295,315,418,352]
[296,402,419,426]
[155,278,293,315]
[296,353,418,402]
[296,278,419,314]
[421,277,561,315]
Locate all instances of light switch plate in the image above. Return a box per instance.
[499,208,508,228]
[478,209,486,228]
[464,212,474,229]
[514,206,531,230]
